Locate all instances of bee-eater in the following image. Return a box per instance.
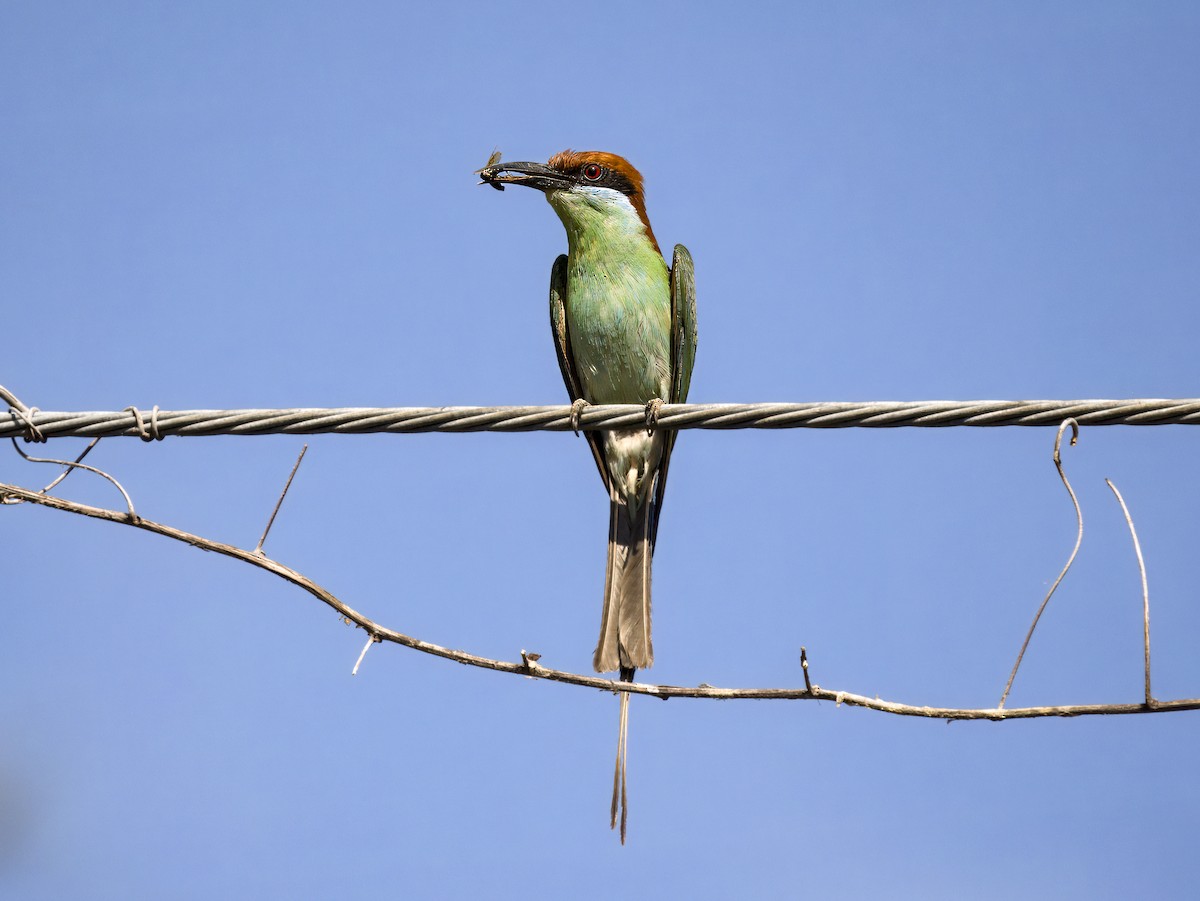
[479,150,697,842]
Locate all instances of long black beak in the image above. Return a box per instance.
[477,160,570,193]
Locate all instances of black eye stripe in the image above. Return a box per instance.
[575,165,637,197]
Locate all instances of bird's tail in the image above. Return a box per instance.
[610,665,634,844]
[593,493,654,674]
[595,496,651,845]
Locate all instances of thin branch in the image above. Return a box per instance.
[0,437,102,505]
[1106,479,1153,706]
[801,646,813,693]
[999,419,1083,708]
[352,633,377,676]
[255,444,308,554]
[1,478,1187,720]
[38,438,102,495]
[7,440,137,519]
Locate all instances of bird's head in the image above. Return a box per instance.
[479,150,661,255]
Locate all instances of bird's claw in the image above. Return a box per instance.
[644,398,664,435]
[570,398,591,435]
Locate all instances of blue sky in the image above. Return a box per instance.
[3,2,1199,898]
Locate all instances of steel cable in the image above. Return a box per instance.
[4,398,1200,439]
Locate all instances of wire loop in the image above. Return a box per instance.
[0,384,46,443]
[124,405,164,441]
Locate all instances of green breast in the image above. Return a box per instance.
[566,248,670,404]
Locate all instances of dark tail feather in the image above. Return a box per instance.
[595,491,654,843]
[610,666,634,844]
[593,495,654,673]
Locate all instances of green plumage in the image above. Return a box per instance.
[546,189,696,674]
[483,150,696,842]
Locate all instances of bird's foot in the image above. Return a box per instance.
[644,397,664,435]
[570,398,591,436]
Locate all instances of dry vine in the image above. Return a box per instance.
[998,418,1083,708]
[0,415,1189,720]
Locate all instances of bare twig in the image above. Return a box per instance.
[800,646,813,693]
[999,419,1083,708]
[6,440,137,519]
[1106,479,1153,706]
[255,445,308,554]
[3,479,1196,720]
[352,633,377,676]
[0,436,101,504]
[38,438,102,495]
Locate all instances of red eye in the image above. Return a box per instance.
[582,163,603,181]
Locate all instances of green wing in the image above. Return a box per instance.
[549,254,610,490]
[650,243,698,545]
[668,244,697,406]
